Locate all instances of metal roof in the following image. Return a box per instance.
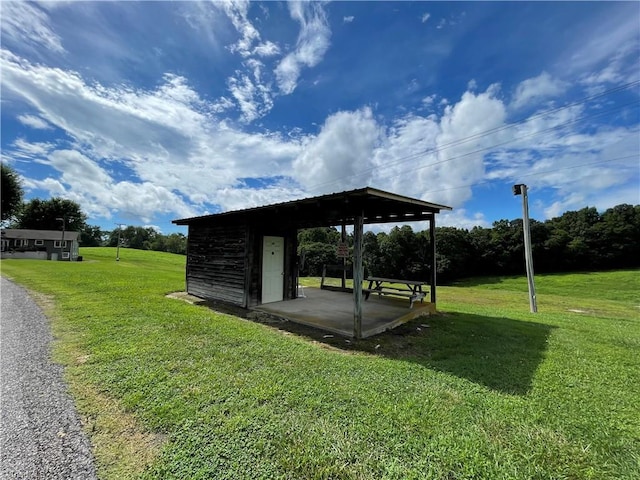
[173,187,452,228]
[1,229,80,241]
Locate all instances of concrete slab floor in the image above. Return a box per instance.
[252,287,435,338]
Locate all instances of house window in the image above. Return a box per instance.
[14,239,26,247]
[1,240,7,251]
[54,240,68,248]
[62,252,70,259]
[35,239,44,246]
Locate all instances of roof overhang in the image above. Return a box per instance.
[173,187,452,229]
[1,229,80,241]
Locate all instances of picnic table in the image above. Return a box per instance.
[364,277,428,308]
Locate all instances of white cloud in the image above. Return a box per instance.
[216,0,260,57]
[17,114,52,130]
[275,2,331,94]
[511,72,567,110]
[439,209,489,229]
[294,107,381,191]
[579,41,640,89]
[228,72,264,123]
[343,16,355,24]
[566,9,639,75]
[214,2,332,119]
[213,183,307,212]
[8,138,56,160]
[368,86,507,209]
[0,49,303,222]
[421,13,431,24]
[0,1,65,55]
[421,94,436,108]
[253,40,280,57]
[2,41,636,231]
[30,149,196,222]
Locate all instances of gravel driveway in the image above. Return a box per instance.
[0,277,97,479]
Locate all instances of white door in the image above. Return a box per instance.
[262,236,284,304]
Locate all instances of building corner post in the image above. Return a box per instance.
[430,214,437,305]
[353,213,364,339]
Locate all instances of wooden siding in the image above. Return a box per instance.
[186,224,247,306]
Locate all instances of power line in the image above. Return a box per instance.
[417,154,639,195]
[315,98,640,188]
[305,80,640,193]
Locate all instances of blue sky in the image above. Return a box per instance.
[1,1,638,234]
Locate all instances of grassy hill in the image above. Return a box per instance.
[2,247,638,479]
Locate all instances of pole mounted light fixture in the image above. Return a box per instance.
[513,184,537,313]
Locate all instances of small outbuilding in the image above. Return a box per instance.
[173,187,452,338]
[1,229,80,261]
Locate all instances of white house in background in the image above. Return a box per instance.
[0,229,80,261]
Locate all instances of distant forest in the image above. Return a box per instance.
[297,204,640,283]
[91,203,639,283]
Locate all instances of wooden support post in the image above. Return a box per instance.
[353,213,364,339]
[341,222,347,289]
[430,214,437,305]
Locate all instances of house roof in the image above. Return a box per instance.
[1,229,80,241]
[173,187,452,228]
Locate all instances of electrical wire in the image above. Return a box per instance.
[305,80,640,193]
[418,154,639,195]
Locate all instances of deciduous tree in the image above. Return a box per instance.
[1,164,24,222]
[15,198,87,231]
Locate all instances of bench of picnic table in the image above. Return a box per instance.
[364,277,428,308]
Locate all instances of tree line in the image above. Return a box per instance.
[3,195,188,255]
[1,165,186,255]
[298,203,640,283]
[3,164,637,279]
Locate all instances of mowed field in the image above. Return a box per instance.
[1,247,638,479]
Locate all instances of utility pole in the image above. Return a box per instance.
[512,184,537,313]
[115,223,125,261]
[56,215,75,260]
[56,217,65,261]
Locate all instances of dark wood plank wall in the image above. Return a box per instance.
[186,223,248,306]
[246,228,261,308]
[186,221,299,308]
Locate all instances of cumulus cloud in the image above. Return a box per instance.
[343,16,355,24]
[365,86,507,210]
[275,2,331,94]
[294,107,381,191]
[25,149,196,222]
[439,209,489,229]
[2,41,636,231]
[0,49,304,222]
[421,13,431,23]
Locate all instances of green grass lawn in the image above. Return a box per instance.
[2,248,639,479]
